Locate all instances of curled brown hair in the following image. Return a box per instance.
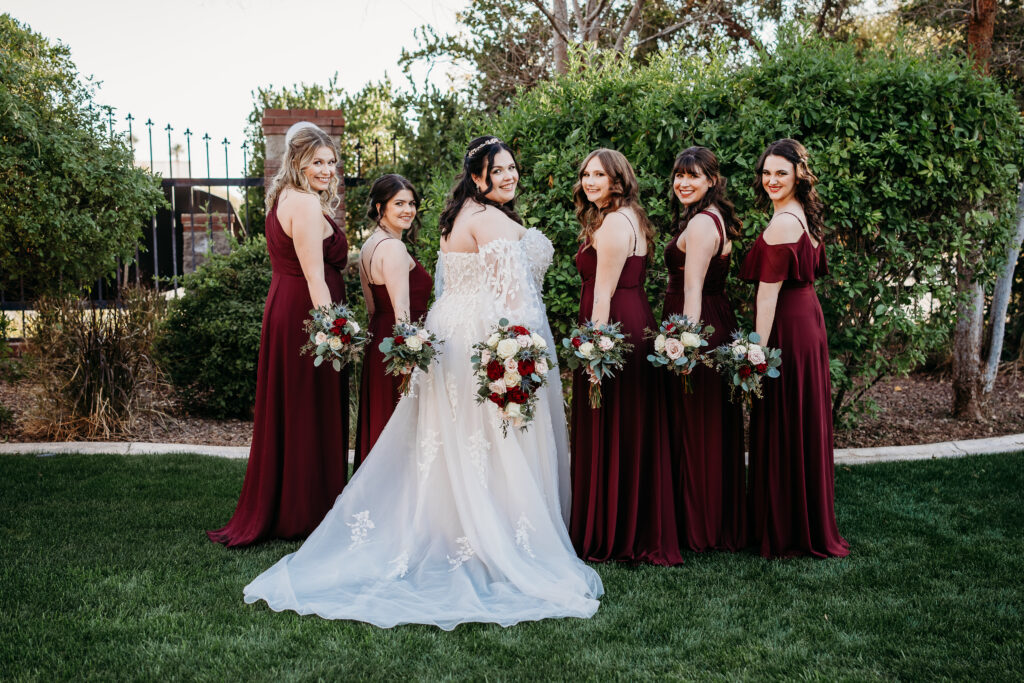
[669,146,742,239]
[438,136,522,238]
[573,148,654,254]
[753,138,826,242]
[264,124,341,214]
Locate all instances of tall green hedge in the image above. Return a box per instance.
[420,37,1024,421]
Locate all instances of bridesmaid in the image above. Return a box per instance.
[663,146,746,552]
[354,175,432,468]
[208,122,350,547]
[569,148,683,566]
[739,138,849,559]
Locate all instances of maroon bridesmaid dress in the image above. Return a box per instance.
[353,240,432,469]
[570,230,684,566]
[739,217,850,559]
[662,211,747,552]
[207,203,350,547]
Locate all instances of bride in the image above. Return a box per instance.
[243,136,604,629]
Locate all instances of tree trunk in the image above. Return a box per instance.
[952,263,986,420]
[983,182,1024,392]
[967,0,998,71]
[552,0,569,74]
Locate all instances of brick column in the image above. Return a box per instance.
[262,109,347,227]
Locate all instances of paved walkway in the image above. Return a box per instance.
[2,433,1023,465]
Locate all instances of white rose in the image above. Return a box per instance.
[503,357,519,373]
[488,380,506,395]
[654,334,667,352]
[516,334,532,348]
[578,342,595,359]
[505,402,522,418]
[328,336,343,351]
[504,371,522,387]
[664,337,684,360]
[405,336,423,351]
[732,344,747,359]
[535,358,549,374]
[747,346,766,365]
[531,333,547,349]
[416,328,430,340]
[680,332,701,348]
[315,331,328,345]
[349,320,360,333]
[597,336,614,351]
[487,333,500,348]
[497,338,520,359]
[480,349,492,365]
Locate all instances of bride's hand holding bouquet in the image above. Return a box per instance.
[562,321,632,408]
[378,319,443,395]
[472,318,551,436]
[302,302,370,371]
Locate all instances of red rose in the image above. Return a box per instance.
[334,317,347,327]
[739,365,753,378]
[394,335,405,346]
[507,387,528,404]
[518,359,536,376]
[571,337,583,348]
[665,323,675,332]
[340,334,352,344]
[486,360,504,381]
[512,325,530,336]
[488,392,504,406]
[756,363,768,374]
[425,341,432,347]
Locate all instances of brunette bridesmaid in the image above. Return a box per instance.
[569,148,683,566]
[354,175,432,468]
[208,122,350,547]
[663,147,746,552]
[739,138,849,559]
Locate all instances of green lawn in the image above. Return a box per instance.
[1,452,1021,681]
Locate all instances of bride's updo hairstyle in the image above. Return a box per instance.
[366,173,422,239]
[438,136,522,238]
[573,148,655,254]
[753,138,825,242]
[265,122,341,215]
[669,146,741,239]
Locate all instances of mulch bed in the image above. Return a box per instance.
[2,369,1022,450]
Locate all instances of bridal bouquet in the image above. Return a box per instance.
[301,302,370,372]
[561,321,633,408]
[472,318,551,436]
[710,330,782,403]
[378,320,443,395]
[647,314,714,392]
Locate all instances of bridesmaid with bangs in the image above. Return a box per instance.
[663,146,746,552]
[569,148,683,566]
[354,174,432,469]
[739,138,849,559]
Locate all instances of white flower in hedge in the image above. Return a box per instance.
[732,344,747,359]
[536,358,549,374]
[328,336,343,351]
[315,331,328,345]
[488,380,506,395]
[504,371,522,387]
[597,336,614,351]
[416,328,430,341]
[747,345,765,364]
[349,320,360,333]
[578,342,595,359]
[654,334,667,352]
[680,332,701,348]
[531,332,547,349]
[497,338,520,359]
[480,349,492,365]
[487,332,500,348]
[406,335,423,351]
[505,402,522,418]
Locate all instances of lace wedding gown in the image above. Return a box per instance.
[243,229,604,629]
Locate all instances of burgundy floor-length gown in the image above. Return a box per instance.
[739,223,849,559]
[207,204,350,548]
[353,247,432,469]
[662,211,746,552]
[570,240,684,566]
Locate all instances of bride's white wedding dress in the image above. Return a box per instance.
[243,228,603,629]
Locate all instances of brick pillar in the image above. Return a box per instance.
[262,108,347,227]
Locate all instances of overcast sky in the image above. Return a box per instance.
[5,0,469,176]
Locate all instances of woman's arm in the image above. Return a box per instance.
[754,281,782,342]
[590,213,632,327]
[680,215,718,323]
[378,240,412,322]
[285,193,333,308]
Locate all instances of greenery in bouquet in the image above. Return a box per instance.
[472,318,551,437]
[301,302,370,372]
[710,330,782,403]
[378,319,443,395]
[647,314,714,392]
[561,321,633,408]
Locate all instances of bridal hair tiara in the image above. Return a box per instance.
[466,137,503,160]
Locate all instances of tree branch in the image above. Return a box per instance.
[614,0,645,52]
[634,16,697,48]
[528,0,573,44]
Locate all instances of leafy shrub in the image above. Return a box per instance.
[425,36,1024,422]
[22,288,167,439]
[154,236,272,419]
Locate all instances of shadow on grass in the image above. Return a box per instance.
[1,452,1021,679]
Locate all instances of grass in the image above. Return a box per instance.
[1,452,1021,681]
